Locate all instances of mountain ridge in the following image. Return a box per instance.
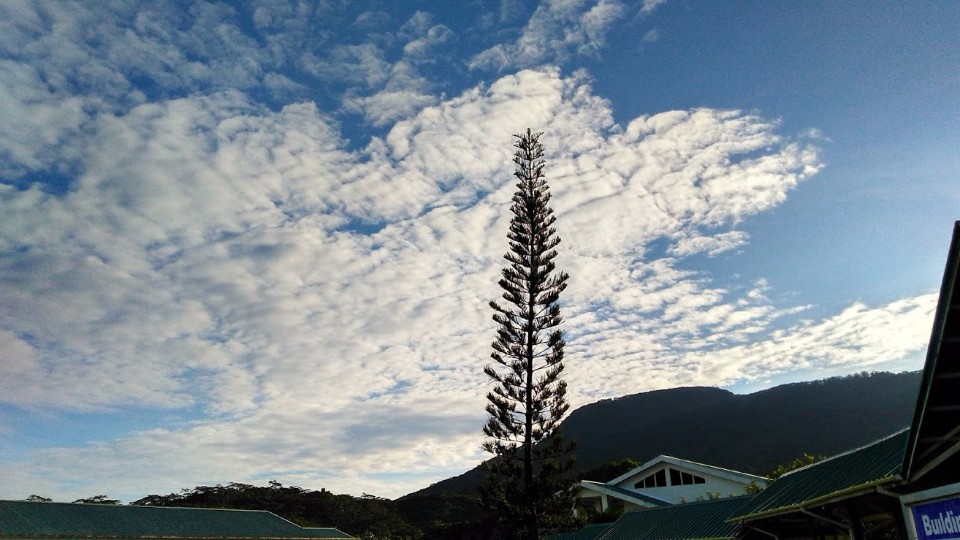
[403,370,921,498]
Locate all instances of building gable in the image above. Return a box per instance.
[607,456,766,504]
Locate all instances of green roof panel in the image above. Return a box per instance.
[580,481,670,507]
[0,501,352,539]
[297,529,354,539]
[598,496,753,540]
[550,523,611,540]
[732,430,908,521]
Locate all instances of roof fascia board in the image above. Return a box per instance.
[899,481,960,505]
[658,456,768,484]
[607,455,668,486]
[607,455,766,487]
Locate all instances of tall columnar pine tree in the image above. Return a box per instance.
[481,129,577,540]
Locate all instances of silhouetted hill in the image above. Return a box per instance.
[405,370,921,497]
[133,371,923,539]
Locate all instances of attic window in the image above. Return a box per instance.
[634,467,707,489]
[669,468,706,485]
[636,469,667,488]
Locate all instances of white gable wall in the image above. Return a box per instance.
[573,456,767,516]
[614,464,757,504]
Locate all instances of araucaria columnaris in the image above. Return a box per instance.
[481,129,576,540]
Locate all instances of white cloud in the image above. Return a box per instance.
[400,12,455,62]
[303,44,392,88]
[0,60,89,175]
[312,11,459,126]
[669,230,749,257]
[0,63,931,501]
[642,0,669,15]
[687,294,938,386]
[0,1,934,504]
[344,89,437,127]
[470,0,627,70]
[0,1,277,179]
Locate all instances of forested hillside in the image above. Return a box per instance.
[131,371,921,539]
[409,370,921,496]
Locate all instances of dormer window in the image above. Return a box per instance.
[634,468,705,489]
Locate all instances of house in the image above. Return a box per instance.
[0,499,353,540]
[576,455,768,514]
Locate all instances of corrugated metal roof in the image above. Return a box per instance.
[597,496,753,540]
[549,523,611,540]
[296,529,352,539]
[580,481,670,507]
[732,430,908,521]
[0,501,352,539]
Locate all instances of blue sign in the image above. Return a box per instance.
[913,497,960,540]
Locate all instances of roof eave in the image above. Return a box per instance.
[729,475,901,524]
[607,455,768,487]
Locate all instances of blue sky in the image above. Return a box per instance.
[0,0,957,502]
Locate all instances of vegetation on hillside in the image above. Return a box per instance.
[415,370,921,497]
[132,482,419,539]
[28,371,917,539]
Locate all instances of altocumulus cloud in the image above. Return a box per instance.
[0,1,937,502]
[471,0,631,71]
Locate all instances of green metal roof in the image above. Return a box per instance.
[0,500,352,539]
[903,220,960,484]
[732,430,908,521]
[580,481,670,507]
[549,523,611,540]
[296,530,351,539]
[597,496,753,540]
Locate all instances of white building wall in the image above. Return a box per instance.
[614,465,756,504]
